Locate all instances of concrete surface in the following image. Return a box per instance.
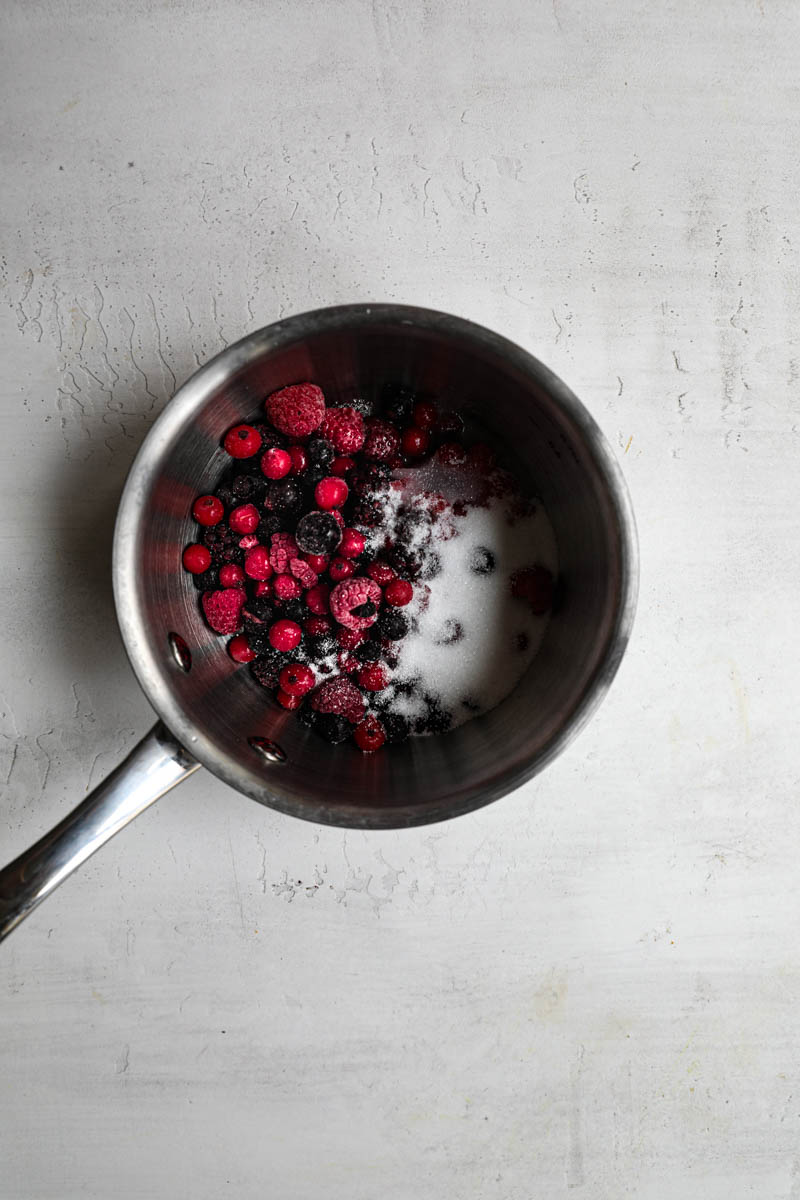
[1,1,799,1196]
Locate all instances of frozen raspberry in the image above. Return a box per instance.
[305,584,331,615]
[273,574,303,600]
[304,553,329,573]
[289,557,318,589]
[511,565,554,614]
[277,690,303,710]
[269,532,299,574]
[384,579,413,607]
[339,528,365,559]
[362,418,401,462]
[264,382,326,438]
[315,477,349,510]
[437,441,467,467]
[192,495,224,526]
[338,652,361,675]
[244,545,273,580]
[229,503,260,534]
[329,557,355,582]
[330,455,355,476]
[279,662,315,696]
[304,615,332,636]
[320,406,365,453]
[219,563,246,587]
[268,619,302,652]
[357,663,389,692]
[228,634,256,663]
[288,445,308,475]
[295,511,342,556]
[354,715,386,752]
[412,399,437,428]
[329,577,382,630]
[201,588,246,635]
[182,544,211,574]
[310,676,365,724]
[337,627,364,650]
[238,534,259,550]
[224,424,262,458]
[401,427,430,457]
[260,447,292,479]
[367,561,395,586]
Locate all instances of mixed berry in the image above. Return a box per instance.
[182,381,555,752]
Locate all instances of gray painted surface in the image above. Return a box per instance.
[1,1,798,1196]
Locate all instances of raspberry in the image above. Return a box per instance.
[338,652,361,675]
[273,574,303,600]
[367,561,395,586]
[310,676,365,724]
[224,424,262,458]
[238,534,259,549]
[305,584,331,614]
[201,588,246,635]
[401,427,430,457]
[339,528,365,559]
[279,662,315,696]
[511,566,554,614]
[330,455,355,476]
[182,544,211,574]
[412,399,437,428]
[228,634,256,663]
[315,477,349,510]
[192,495,224,526]
[288,445,308,475]
[320,406,365,453]
[268,619,302,652]
[288,557,318,588]
[269,532,299,574]
[260,447,292,479]
[362,418,401,462]
[329,577,383,630]
[219,563,246,587]
[295,511,342,556]
[264,382,326,438]
[384,579,413,607]
[357,663,389,692]
[229,503,260,534]
[329,557,355,582]
[437,441,467,467]
[354,715,386,752]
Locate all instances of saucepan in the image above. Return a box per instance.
[0,304,638,942]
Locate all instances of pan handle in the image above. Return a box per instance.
[0,722,200,944]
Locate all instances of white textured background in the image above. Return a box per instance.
[1,2,799,1197]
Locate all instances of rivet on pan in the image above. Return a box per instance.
[168,632,192,672]
[248,736,287,765]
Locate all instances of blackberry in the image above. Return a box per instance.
[415,707,452,735]
[380,383,415,424]
[354,640,382,663]
[350,463,390,496]
[377,610,409,641]
[421,551,441,580]
[297,705,318,729]
[247,628,275,656]
[242,596,275,625]
[295,510,343,556]
[315,713,352,744]
[202,525,243,564]
[470,546,495,575]
[257,513,282,540]
[345,395,374,418]
[265,478,303,514]
[250,652,283,689]
[307,633,338,659]
[307,437,334,471]
[252,422,286,449]
[191,566,220,591]
[351,498,384,528]
[275,598,307,623]
[216,484,235,508]
[231,474,263,502]
[352,600,377,620]
[387,545,421,580]
[382,713,410,744]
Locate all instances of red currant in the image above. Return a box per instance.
[329,557,354,581]
[385,579,413,607]
[192,495,224,526]
[305,584,331,614]
[401,426,430,457]
[223,424,262,458]
[354,716,386,752]
[279,662,315,696]
[268,620,302,652]
[219,563,245,587]
[260,447,292,479]
[228,634,256,663]
[315,477,349,510]
[366,561,395,586]
[330,455,355,476]
[228,503,260,534]
[339,528,365,559]
[182,543,211,574]
[356,663,389,692]
[276,689,303,710]
[244,546,272,580]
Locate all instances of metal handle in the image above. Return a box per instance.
[0,722,200,943]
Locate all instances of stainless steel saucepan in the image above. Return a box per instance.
[0,305,638,941]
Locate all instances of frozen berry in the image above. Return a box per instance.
[381,383,415,424]
[470,546,495,574]
[320,406,365,454]
[277,598,307,623]
[268,619,302,652]
[350,498,384,528]
[295,510,342,556]
[329,557,355,582]
[377,609,409,640]
[238,534,259,550]
[362,418,401,462]
[382,713,410,744]
[511,565,554,614]
[288,445,308,475]
[330,455,355,476]
[337,627,365,650]
[244,545,273,580]
[279,662,315,696]
[304,615,332,636]
[310,676,365,723]
[354,715,386,752]
[228,634,256,663]
[304,553,329,573]
[307,437,335,471]
[192,495,224,526]
[273,574,303,600]
[384,579,413,607]
[339,653,360,675]
[265,478,303,514]
[219,563,246,587]
[315,477,349,510]
[201,588,246,634]
[366,561,395,586]
[229,503,260,534]
[354,640,381,663]
[182,543,211,574]
[254,580,273,598]
[260,446,292,479]
[224,424,262,458]
[268,532,299,575]
[315,713,352,743]
[305,584,331,615]
[437,441,467,467]
[339,528,365,559]
[330,509,345,528]
[401,427,430,457]
[412,399,437,428]
[357,663,389,692]
[330,577,383,631]
[288,557,318,589]
[276,689,303,710]
[249,649,283,688]
[264,382,326,438]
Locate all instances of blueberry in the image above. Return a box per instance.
[266,478,303,513]
[295,510,343,555]
[355,641,382,663]
[297,706,318,729]
[315,713,352,744]
[377,609,409,641]
[381,713,410,744]
[307,437,334,470]
[470,546,495,575]
[352,600,377,619]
